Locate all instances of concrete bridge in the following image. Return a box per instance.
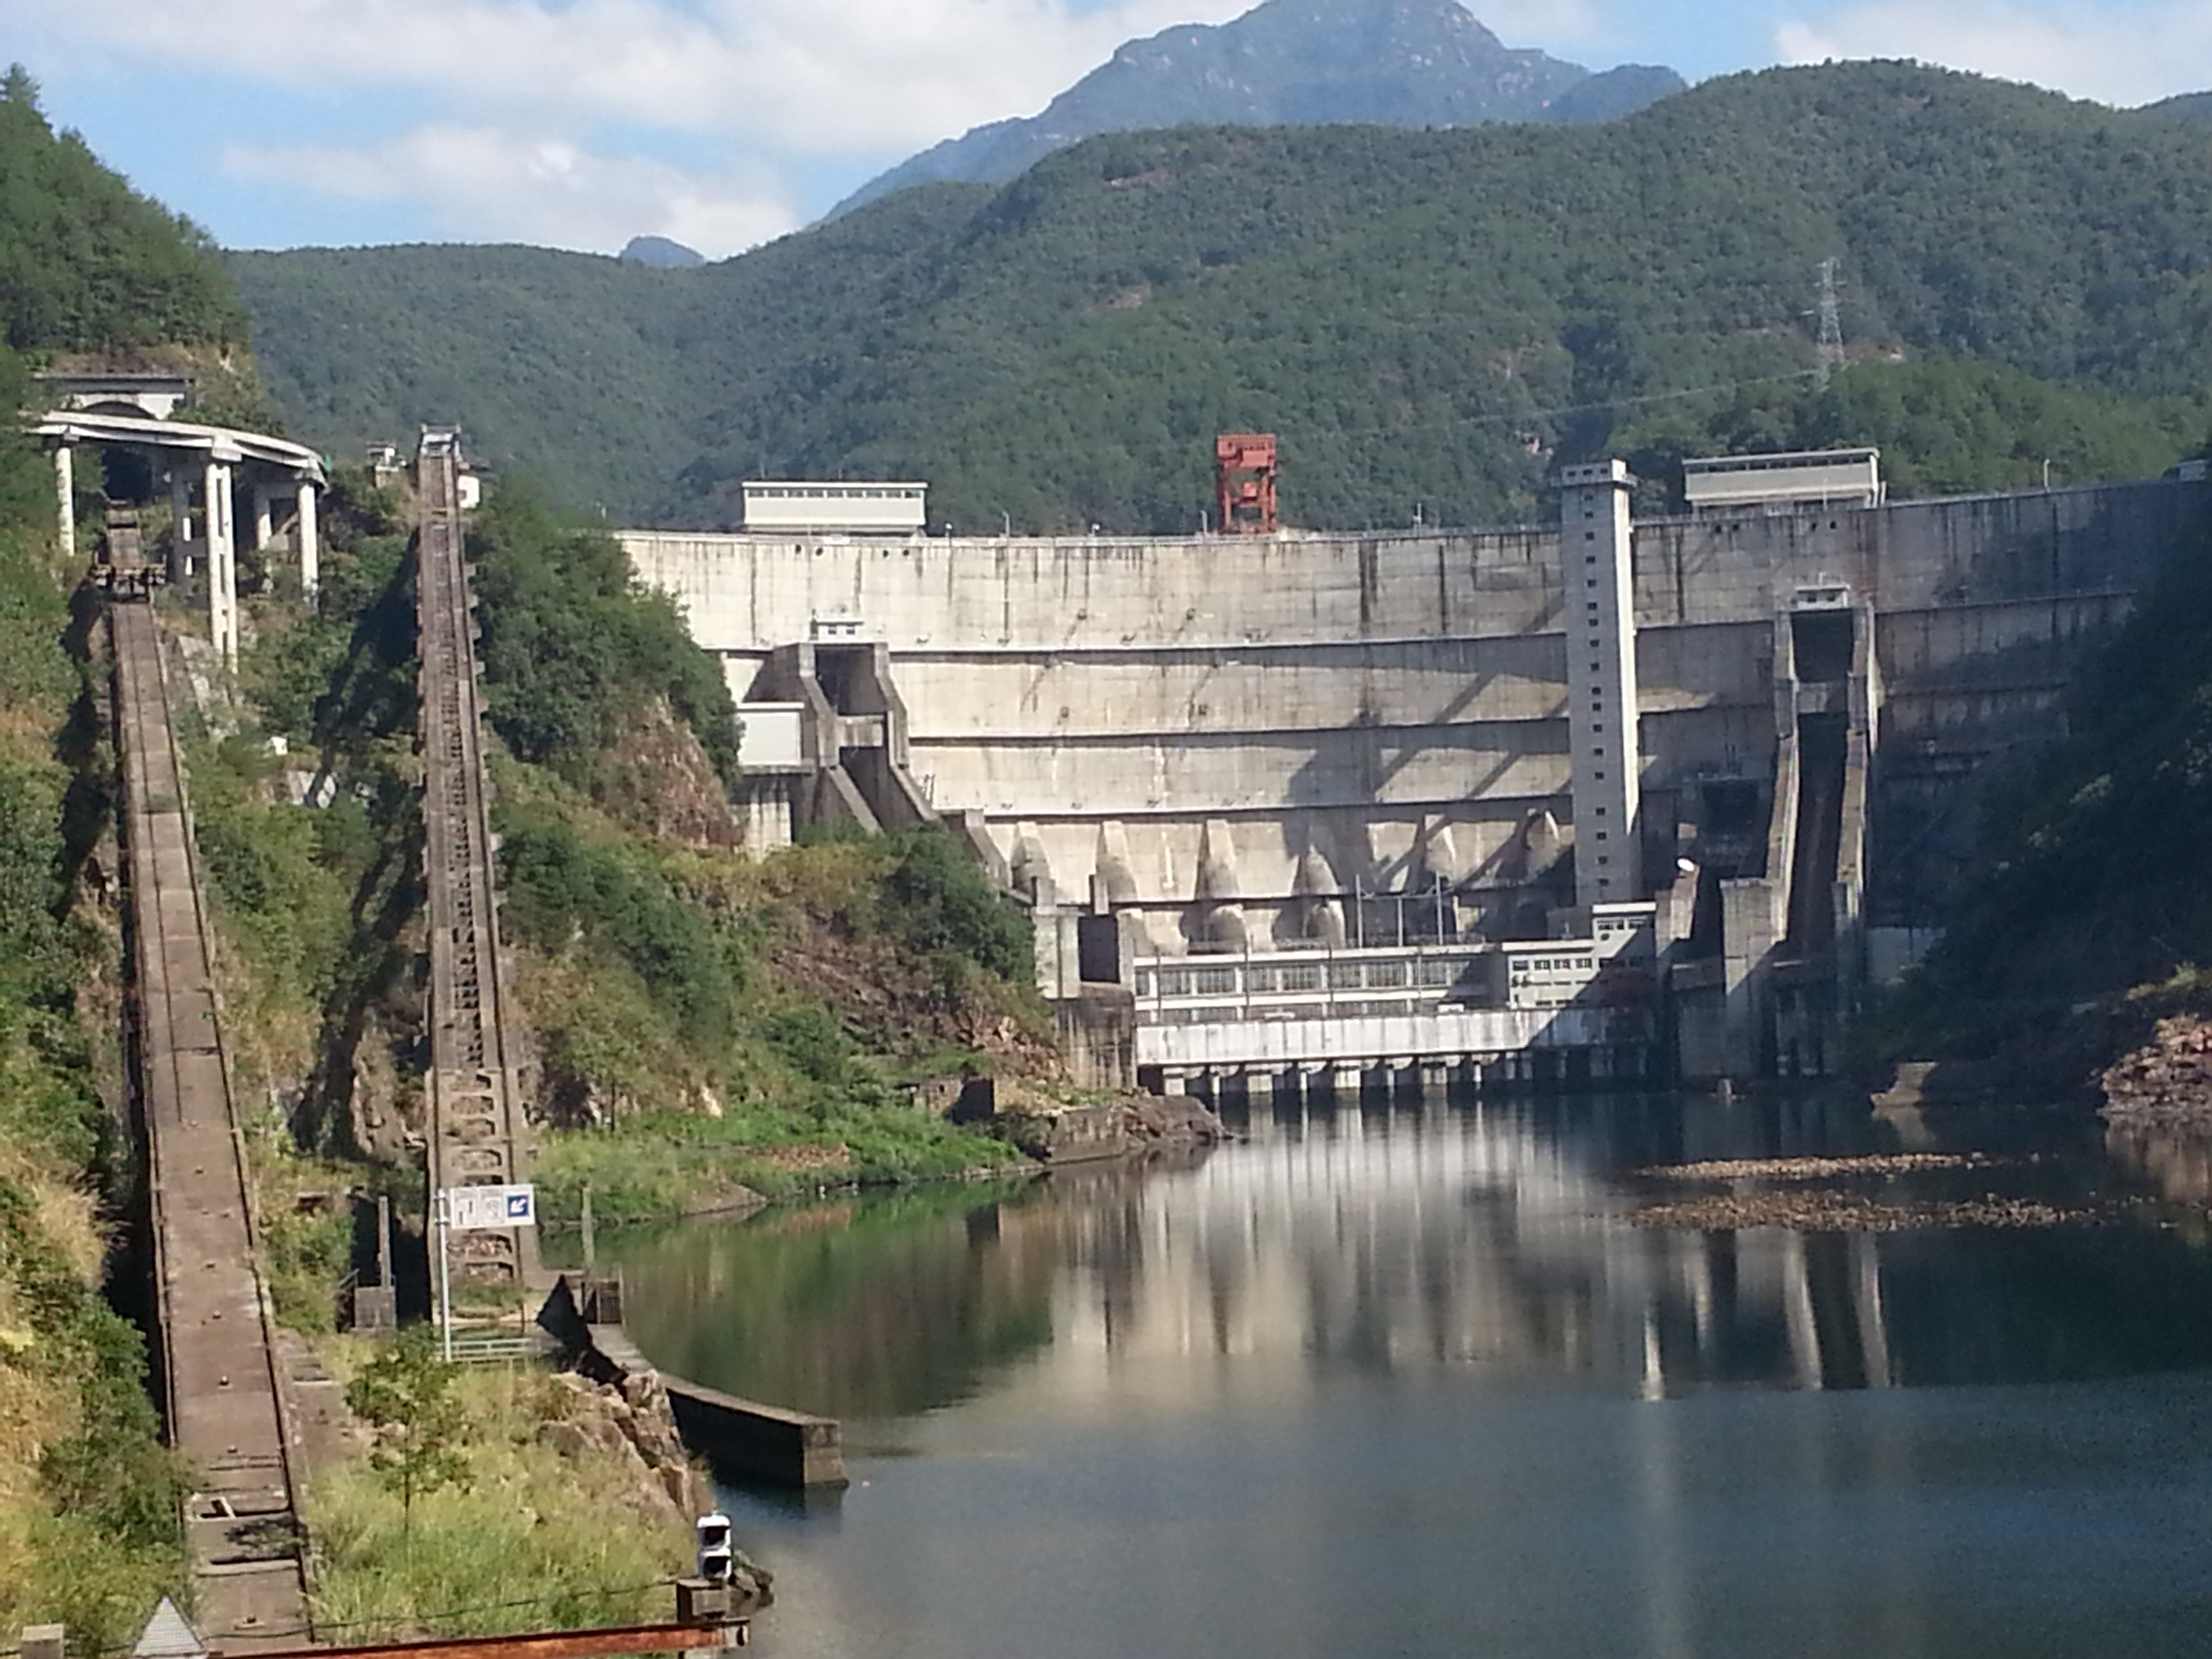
[31,371,326,663]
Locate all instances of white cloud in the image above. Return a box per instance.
[18,0,1256,158]
[1776,1,2212,107]
[222,125,798,256]
[20,0,1658,253]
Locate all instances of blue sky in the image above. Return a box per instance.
[6,0,2209,258]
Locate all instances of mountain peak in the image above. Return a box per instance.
[825,1,1682,221]
[619,234,704,269]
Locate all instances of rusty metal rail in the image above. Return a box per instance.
[235,1614,748,1659]
[113,600,312,1650]
[415,437,534,1298]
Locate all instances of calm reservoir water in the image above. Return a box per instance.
[607,1092,2212,1658]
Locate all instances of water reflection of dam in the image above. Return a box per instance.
[1009,1095,1898,1403]
[615,1097,2212,1422]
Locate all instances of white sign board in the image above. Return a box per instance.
[440,1183,536,1231]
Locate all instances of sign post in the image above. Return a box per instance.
[432,1183,537,1361]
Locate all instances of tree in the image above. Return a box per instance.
[1,64,39,110]
[344,1327,472,1534]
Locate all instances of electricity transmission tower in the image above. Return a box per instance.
[1815,258,1846,385]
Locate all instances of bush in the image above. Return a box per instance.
[883,827,1032,981]
[469,485,741,790]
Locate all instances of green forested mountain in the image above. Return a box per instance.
[232,61,2212,533]
[2139,90,2212,127]
[0,71,241,352]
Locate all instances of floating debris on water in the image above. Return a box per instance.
[1628,1189,2105,1232]
[1633,1152,2013,1183]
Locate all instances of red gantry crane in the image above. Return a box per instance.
[1214,434,1279,535]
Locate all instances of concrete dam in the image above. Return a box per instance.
[621,470,2207,1086]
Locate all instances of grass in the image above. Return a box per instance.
[240,1105,371,1334]
[308,1351,693,1641]
[533,1094,1022,1227]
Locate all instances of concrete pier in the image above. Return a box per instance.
[538,1278,848,1490]
[665,1378,848,1492]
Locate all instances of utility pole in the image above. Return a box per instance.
[1816,258,1846,386]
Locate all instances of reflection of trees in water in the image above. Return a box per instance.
[2106,1118,2212,1209]
[611,1180,1061,1419]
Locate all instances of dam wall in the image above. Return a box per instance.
[623,476,2206,948]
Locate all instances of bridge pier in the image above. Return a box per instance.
[52,443,73,559]
[298,480,320,597]
[203,459,237,664]
[169,468,191,586]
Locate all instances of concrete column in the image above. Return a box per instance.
[205,460,236,664]
[52,445,75,559]
[169,468,192,585]
[253,483,275,552]
[297,481,320,598]
[1557,458,1641,914]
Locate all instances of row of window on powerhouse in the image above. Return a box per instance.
[1141,960,1469,997]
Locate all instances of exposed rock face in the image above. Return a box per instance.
[610,697,741,851]
[827,0,1683,218]
[619,236,706,269]
[2102,1014,2212,1122]
[988,1086,1229,1163]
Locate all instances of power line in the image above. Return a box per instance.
[1305,367,1830,447]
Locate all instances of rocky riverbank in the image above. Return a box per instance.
[2102,1013,2212,1124]
[539,1370,773,1607]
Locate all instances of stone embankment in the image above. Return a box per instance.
[2102,1014,2212,1123]
[989,1087,1228,1164]
[539,1370,773,1607]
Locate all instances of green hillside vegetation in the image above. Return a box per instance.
[197,478,1036,1244]
[1869,508,2212,1083]
[232,62,2212,532]
[0,67,230,1651]
[2139,90,2212,127]
[0,69,242,352]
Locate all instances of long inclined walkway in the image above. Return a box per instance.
[414,435,534,1300]
[114,599,312,1649]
